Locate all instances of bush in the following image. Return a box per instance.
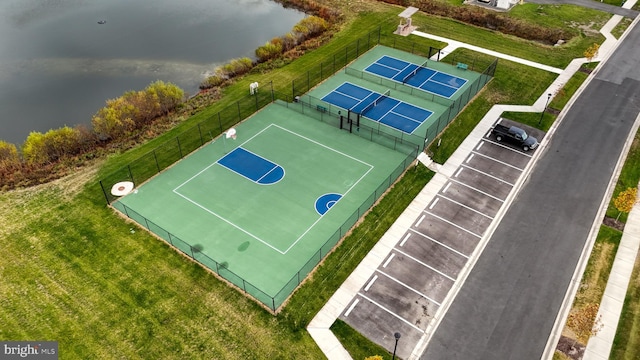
[256,41,284,62]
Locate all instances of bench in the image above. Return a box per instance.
[457,62,468,70]
[317,105,327,113]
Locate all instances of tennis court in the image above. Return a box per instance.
[321,82,433,133]
[112,105,408,309]
[365,55,467,98]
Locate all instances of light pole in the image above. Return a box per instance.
[392,332,401,360]
[538,93,552,126]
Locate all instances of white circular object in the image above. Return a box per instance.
[111,181,135,196]
[225,128,237,139]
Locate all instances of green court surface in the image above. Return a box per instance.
[113,104,408,306]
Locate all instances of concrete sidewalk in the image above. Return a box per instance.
[308,8,640,360]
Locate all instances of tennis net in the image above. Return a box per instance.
[402,59,429,84]
[360,90,391,116]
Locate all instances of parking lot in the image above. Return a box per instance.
[339,120,542,358]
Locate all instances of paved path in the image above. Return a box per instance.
[308,6,640,360]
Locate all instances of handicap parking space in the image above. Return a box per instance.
[340,121,543,359]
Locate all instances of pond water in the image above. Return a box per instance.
[0,0,305,144]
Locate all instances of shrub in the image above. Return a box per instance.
[255,41,284,62]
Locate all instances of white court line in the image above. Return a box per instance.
[376,270,442,306]
[383,253,396,268]
[460,164,515,186]
[483,138,534,158]
[175,123,375,255]
[409,228,470,259]
[358,293,423,332]
[466,153,475,163]
[422,210,483,238]
[437,194,494,220]
[344,299,360,317]
[429,198,439,210]
[448,178,506,203]
[442,182,452,194]
[454,167,464,178]
[400,233,411,247]
[415,214,426,227]
[392,248,456,282]
[470,150,525,171]
[364,275,379,291]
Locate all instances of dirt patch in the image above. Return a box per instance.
[603,216,625,231]
[556,335,586,360]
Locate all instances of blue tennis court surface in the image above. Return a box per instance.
[321,82,433,134]
[364,55,467,98]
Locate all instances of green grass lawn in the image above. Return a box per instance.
[3,1,637,358]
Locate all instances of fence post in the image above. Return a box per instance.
[218,112,223,132]
[356,39,360,57]
[99,180,110,205]
[237,101,241,121]
[177,137,183,158]
[127,165,134,184]
[153,150,160,172]
[197,123,203,146]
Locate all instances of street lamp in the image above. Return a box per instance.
[392,332,401,360]
[538,93,552,126]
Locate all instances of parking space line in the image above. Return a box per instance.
[470,150,525,171]
[383,253,396,268]
[409,228,470,259]
[415,214,426,227]
[483,138,534,158]
[438,194,494,220]
[442,182,452,193]
[460,164,515,186]
[344,298,359,317]
[358,293,424,332]
[476,141,484,151]
[422,210,483,238]
[392,248,456,282]
[454,167,464,177]
[376,270,442,306]
[400,233,411,247]
[364,275,378,291]
[429,198,440,210]
[466,153,475,163]
[449,178,506,202]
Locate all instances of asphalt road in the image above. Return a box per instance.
[421,18,640,360]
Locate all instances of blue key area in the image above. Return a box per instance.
[218,147,284,185]
[315,193,343,215]
[377,55,410,71]
[431,72,467,88]
[365,63,398,79]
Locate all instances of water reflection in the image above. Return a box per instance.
[0,0,304,143]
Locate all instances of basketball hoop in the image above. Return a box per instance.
[225,128,237,140]
[111,181,135,196]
